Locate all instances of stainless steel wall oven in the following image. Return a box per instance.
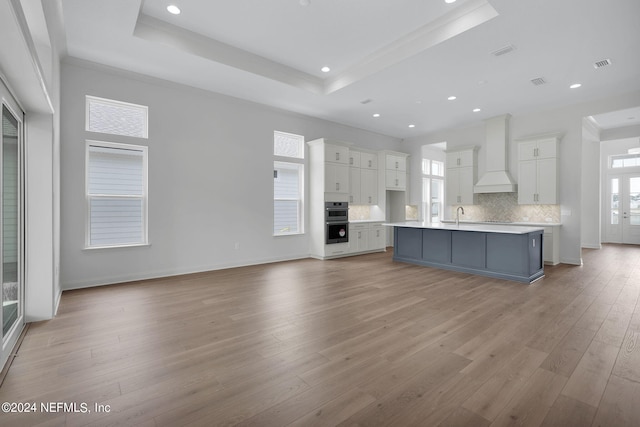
[325,201,349,244]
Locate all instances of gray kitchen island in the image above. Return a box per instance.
[385,221,545,284]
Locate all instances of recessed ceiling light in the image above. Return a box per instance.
[321,66,331,73]
[445,0,457,3]
[373,113,380,118]
[448,96,457,101]
[473,108,481,113]
[408,124,416,128]
[167,5,181,15]
[569,83,582,89]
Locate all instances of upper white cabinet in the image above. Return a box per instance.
[325,143,349,165]
[349,149,378,205]
[382,152,409,191]
[445,147,477,205]
[517,136,560,205]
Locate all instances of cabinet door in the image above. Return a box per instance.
[536,138,557,159]
[386,155,406,172]
[349,151,361,167]
[458,150,474,168]
[325,144,349,165]
[386,170,406,190]
[349,225,368,252]
[517,159,537,204]
[458,167,475,204]
[446,151,460,168]
[518,141,538,161]
[349,167,361,204]
[369,225,385,250]
[537,157,557,204]
[326,163,349,193]
[361,152,377,170]
[446,168,461,205]
[360,168,377,204]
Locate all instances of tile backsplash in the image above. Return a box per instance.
[449,192,561,223]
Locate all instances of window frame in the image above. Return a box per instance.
[422,159,444,223]
[85,140,149,249]
[85,95,149,139]
[273,131,305,237]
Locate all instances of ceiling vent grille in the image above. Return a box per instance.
[491,44,516,57]
[530,77,547,86]
[594,58,612,69]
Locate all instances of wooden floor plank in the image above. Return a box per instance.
[1,245,639,427]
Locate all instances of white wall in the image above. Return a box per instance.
[402,90,640,265]
[60,59,401,289]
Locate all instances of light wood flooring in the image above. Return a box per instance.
[1,245,640,426]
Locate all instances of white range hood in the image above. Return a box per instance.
[473,114,517,193]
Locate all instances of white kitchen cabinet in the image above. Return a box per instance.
[383,152,408,191]
[385,154,406,172]
[350,150,378,205]
[361,152,377,170]
[369,223,385,250]
[445,147,477,205]
[325,143,349,165]
[360,168,378,205]
[517,136,559,205]
[542,226,560,265]
[349,222,385,254]
[349,166,361,204]
[348,150,360,167]
[349,223,369,253]
[325,163,349,194]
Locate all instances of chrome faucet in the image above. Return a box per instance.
[456,206,465,226]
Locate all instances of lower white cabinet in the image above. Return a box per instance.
[349,222,386,254]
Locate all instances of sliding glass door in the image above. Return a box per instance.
[1,79,24,370]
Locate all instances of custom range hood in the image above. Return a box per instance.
[473,114,517,193]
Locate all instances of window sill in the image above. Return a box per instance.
[274,233,304,237]
[84,243,151,251]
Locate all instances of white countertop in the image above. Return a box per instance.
[441,220,562,227]
[384,221,545,234]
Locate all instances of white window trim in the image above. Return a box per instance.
[273,131,305,237]
[85,140,149,249]
[85,95,149,139]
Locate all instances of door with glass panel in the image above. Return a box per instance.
[606,173,640,244]
[1,79,24,370]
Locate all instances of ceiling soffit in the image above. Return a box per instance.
[132,0,498,96]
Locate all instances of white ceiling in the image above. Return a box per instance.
[60,0,640,139]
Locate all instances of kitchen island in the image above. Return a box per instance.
[385,221,545,283]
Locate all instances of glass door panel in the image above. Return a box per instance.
[1,77,24,371]
[2,105,20,338]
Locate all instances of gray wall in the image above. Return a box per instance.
[60,59,401,289]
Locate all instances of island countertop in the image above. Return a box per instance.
[384,221,544,235]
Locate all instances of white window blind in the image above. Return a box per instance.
[274,131,304,236]
[86,96,148,138]
[87,142,148,248]
[274,162,302,235]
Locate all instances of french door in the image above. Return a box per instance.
[606,173,640,244]
[1,78,24,370]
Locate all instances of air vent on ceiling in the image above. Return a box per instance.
[491,44,516,57]
[593,58,612,69]
[530,77,547,86]
[360,98,373,105]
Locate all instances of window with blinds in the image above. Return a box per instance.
[86,141,148,248]
[274,131,304,236]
